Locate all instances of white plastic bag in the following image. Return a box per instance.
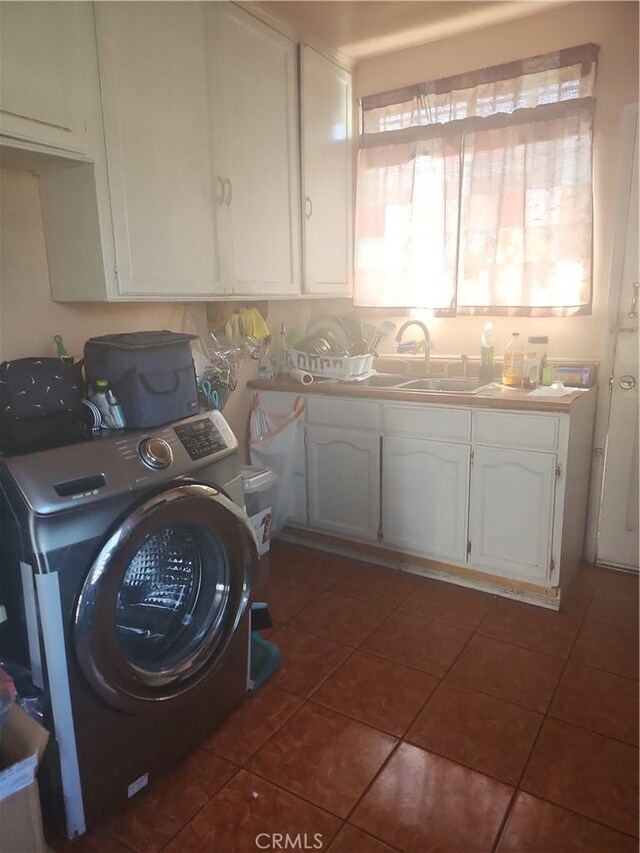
[249,394,305,536]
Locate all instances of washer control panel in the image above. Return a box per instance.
[174,417,227,460]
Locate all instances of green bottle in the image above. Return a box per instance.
[479,322,495,383]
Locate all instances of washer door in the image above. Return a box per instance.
[74,483,257,712]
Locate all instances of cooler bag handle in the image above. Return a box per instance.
[139,370,182,395]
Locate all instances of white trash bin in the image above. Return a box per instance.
[241,465,277,590]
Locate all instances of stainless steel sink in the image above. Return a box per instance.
[350,373,411,387]
[400,377,490,393]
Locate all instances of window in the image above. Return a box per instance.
[355,44,598,316]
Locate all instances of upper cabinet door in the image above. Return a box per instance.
[300,45,353,296]
[212,5,301,297]
[95,2,221,298]
[0,1,93,153]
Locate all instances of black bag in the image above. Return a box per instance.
[0,358,87,454]
[83,331,199,428]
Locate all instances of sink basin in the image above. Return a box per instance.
[401,377,489,393]
[350,373,411,387]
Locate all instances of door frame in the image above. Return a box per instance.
[585,102,639,562]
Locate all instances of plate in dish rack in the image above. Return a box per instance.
[305,318,351,353]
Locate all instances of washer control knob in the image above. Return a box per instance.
[140,437,173,469]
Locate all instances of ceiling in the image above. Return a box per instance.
[259,1,568,61]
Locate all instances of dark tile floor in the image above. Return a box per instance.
[61,542,639,853]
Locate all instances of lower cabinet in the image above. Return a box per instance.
[468,446,557,581]
[382,435,470,563]
[306,424,380,541]
[256,389,595,595]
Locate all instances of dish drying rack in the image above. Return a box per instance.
[286,348,375,379]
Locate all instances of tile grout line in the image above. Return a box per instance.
[155,763,245,853]
[334,588,493,846]
[490,570,598,853]
[257,551,415,850]
[257,553,639,849]
[273,551,639,849]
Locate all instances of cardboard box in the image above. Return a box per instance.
[0,704,49,853]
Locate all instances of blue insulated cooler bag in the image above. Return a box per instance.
[83,331,199,428]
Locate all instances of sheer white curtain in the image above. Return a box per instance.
[457,112,593,314]
[355,44,597,315]
[355,135,461,309]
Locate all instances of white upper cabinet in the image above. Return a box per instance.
[300,45,353,296]
[211,5,301,296]
[0,2,93,154]
[94,2,221,298]
[3,3,346,302]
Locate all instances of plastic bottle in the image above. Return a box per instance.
[91,379,126,429]
[502,332,525,387]
[106,389,127,428]
[90,379,113,426]
[479,322,495,383]
[523,336,548,388]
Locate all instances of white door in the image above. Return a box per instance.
[0,1,92,153]
[598,114,639,570]
[382,435,469,562]
[469,446,557,581]
[306,425,380,541]
[301,45,353,296]
[212,5,301,297]
[95,2,221,298]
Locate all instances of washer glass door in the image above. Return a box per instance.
[75,483,257,711]
[115,521,228,679]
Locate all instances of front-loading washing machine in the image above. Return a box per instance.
[0,409,258,840]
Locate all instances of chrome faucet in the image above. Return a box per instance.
[395,321,433,375]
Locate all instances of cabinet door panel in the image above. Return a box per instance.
[301,45,352,295]
[95,2,220,297]
[290,474,308,525]
[473,411,559,452]
[469,446,556,580]
[382,436,469,562]
[306,425,379,541]
[306,397,381,431]
[214,6,300,295]
[0,1,90,153]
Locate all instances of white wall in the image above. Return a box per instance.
[354,1,639,361]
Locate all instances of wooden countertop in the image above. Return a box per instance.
[247,377,594,413]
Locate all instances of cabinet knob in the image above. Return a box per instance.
[305,196,313,220]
